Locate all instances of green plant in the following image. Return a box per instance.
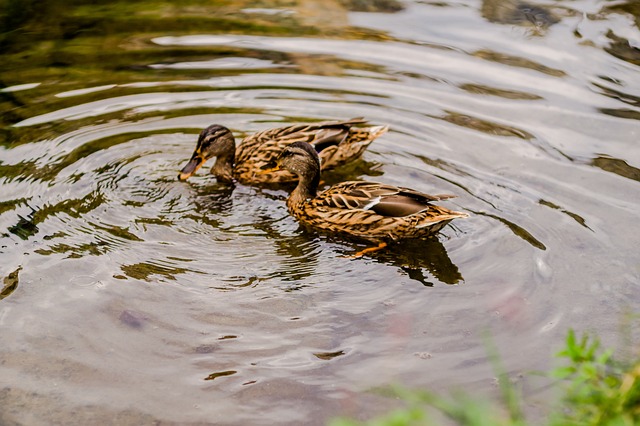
[550,329,640,426]
[329,328,640,426]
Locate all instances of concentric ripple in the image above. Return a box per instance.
[1,1,639,424]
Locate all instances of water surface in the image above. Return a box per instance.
[1,0,639,424]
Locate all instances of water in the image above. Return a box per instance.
[1,0,639,424]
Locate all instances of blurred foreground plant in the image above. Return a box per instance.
[330,328,640,426]
[550,329,640,426]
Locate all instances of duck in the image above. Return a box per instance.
[266,141,468,256]
[178,118,388,184]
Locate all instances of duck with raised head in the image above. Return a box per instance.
[266,141,468,256]
[178,118,388,184]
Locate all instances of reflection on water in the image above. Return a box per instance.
[472,49,566,76]
[440,110,533,139]
[591,155,640,183]
[605,30,640,66]
[538,199,590,231]
[367,237,464,286]
[1,0,639,424]
[0,266,21,300]
[481,0,560,29]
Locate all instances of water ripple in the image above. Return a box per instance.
[1,1,639,423]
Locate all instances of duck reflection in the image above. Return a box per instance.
[270,227,463,287]
[292,227,464,287]
[351,236,464,286]
[189,182,322,286]
[191,182,236,215]
[253,219,322,285]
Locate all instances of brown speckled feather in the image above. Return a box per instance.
[234,118,387,184]
[288,180,468,241]
[179,119,387,184]
[274,142,468,250]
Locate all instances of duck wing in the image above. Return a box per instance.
[317,181,457,217]
[236,118,368,165]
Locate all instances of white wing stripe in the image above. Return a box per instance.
[362,196,382,211]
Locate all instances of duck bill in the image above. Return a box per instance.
[178,155,204,180]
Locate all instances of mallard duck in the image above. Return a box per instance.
[267,141,468,256]
[178,118,388,184]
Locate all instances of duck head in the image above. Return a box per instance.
[178,124,235,181]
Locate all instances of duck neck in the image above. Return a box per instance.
[287,167,319,213]
[212,154,234,183]
[210,138,236,183]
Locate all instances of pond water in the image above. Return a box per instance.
[1,0,639,424]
